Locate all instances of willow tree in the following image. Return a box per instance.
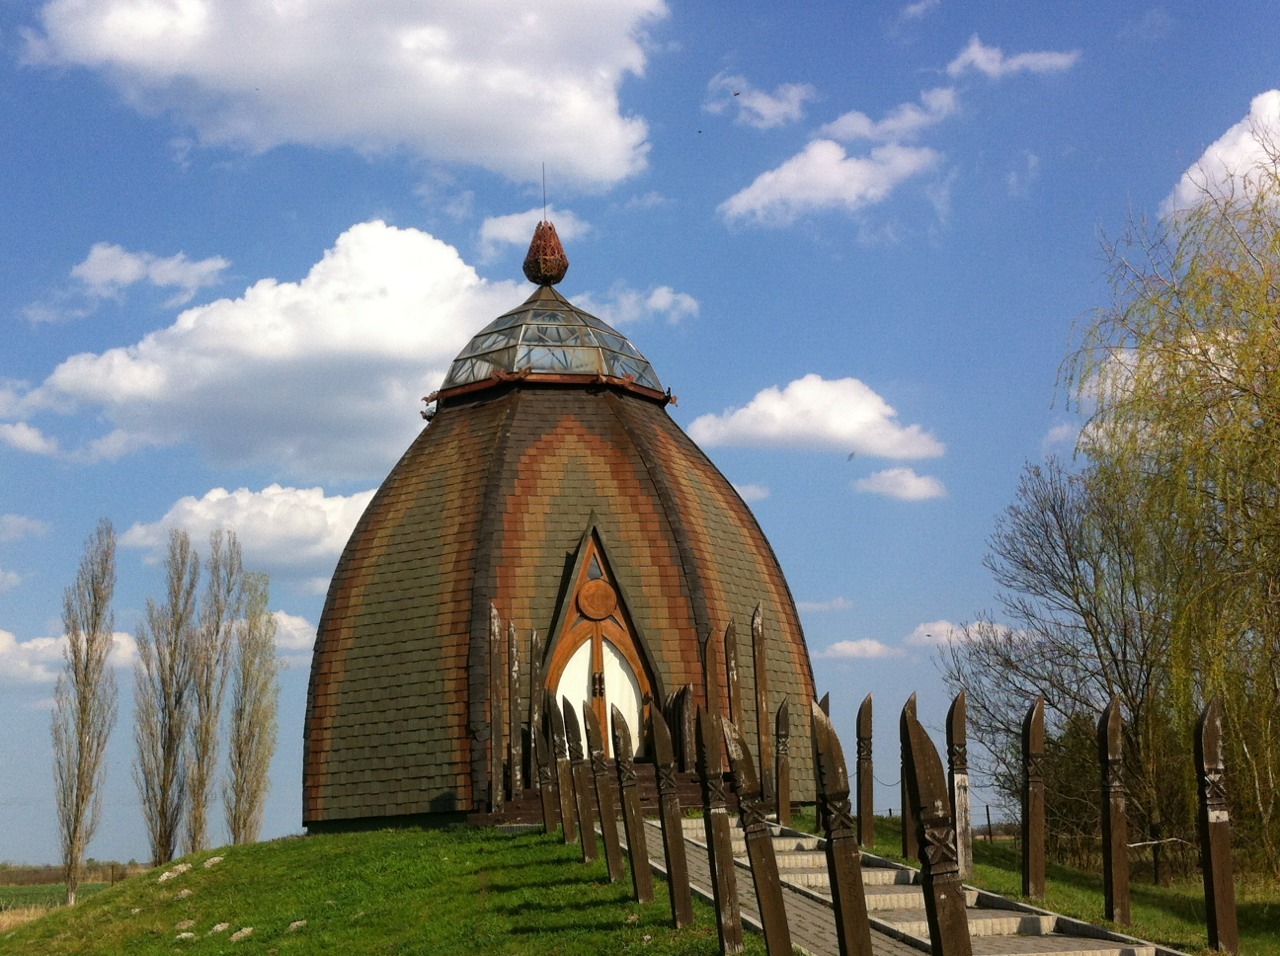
[1067,132,1280,871]
[53,519,117,905]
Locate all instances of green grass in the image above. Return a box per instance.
[0,884,107,910]
[0,826,768,955]
[790,809,1280,956]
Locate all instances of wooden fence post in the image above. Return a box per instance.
[563,700,598,861]
[507,622,522,800]
[947,690,972,880]
[812,702,874,956]
[650,707,694,928]
[857,693,873,847]
[900,693,919,860]
[548,697,576,843]
[751,606,774,804]
[533,727,557,834]
[775,698,791,826]
[488,605,504,813]
[1098,697,1130,925]
[724,717,791,955]
[583,703,625,882]
[697,705,743,955]
[724,622,742,727]
[1195,697,1239,954]
[901,704,973,956]
[1021,695,1045,900]
[611,707,653,903]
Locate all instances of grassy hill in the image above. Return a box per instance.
[0,825,765,955]
[4,817,1277,955]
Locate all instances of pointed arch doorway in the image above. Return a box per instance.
[544,529,656,757]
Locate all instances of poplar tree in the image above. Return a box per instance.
[52,519,117,905]
[187,530,243,852]
[134,529,200,865]
[224,572,278,844]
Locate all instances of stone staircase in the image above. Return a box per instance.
[676,818,1176,956]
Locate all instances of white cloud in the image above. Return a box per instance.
[0,515,50,542]
[853,467,948,500]
[705,72,816,129]
[575,283,699,326]
[902,619,961,646]
[15,221,523,480]
[719,140,940,225]
[732,483,770,503]
[797,597,853,612]
[272,611,316,653]
[1007,151,1041,198]
[0,569,21,593]
[898,0,939,21]
[1042,422,1079,450]
[814,638,903,660]
[121,484,375,571]
[24,0,663,187]
[1161,90,1280,216]
[0,423,59,456]
[0,629,136,684]
[946,35,1080,79]
[72,242,230,305]
[820,87,958,143]
[478,207,592,260]
[688,374,944,457]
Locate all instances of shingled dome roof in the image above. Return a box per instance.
[304,221,816,829]
[441,284,664,395]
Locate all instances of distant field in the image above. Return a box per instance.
[0,884,107,910]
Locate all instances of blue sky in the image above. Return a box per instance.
[1,0,1278,864]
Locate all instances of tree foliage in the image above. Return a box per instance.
[134,528,200,866]
[187,530,243,853]
[52,519,118,905]
[225,572,279,845]
[1066,132,1280,872]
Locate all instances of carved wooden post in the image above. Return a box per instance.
[815,692,831,831]
[901,693,918,860]
[751,606,774,803]
[724,622,742,726]
[947,690,972,880]
[549,697,575,843]
[774,698,791,826]
[488,605,505,813]
[583,702,625,882]
[901,706,973,956]
[856,694,873,847]
[1195,698,1239,954]
[724,717,791,955]
[1022,695,1045,900]
[701,628,722,717]
[611,708,654,903]
[507,621,522,799]
[528,628,544,788]
[535,725,558,833]
[1098,697,1130,925]
[679,683,697,772]
[698,705,743,955]
[651,707,693,928]
[812,702,874,956]
[563,700,598,861]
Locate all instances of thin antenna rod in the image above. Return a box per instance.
[542,163,547,222]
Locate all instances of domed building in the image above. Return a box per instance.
[303,223,817,829]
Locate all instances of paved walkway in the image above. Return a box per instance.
[633,820,1170,956]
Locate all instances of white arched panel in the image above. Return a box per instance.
[556,641,593,725]
[603,640,644,757]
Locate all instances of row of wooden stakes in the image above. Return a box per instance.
[528,690,978,956]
